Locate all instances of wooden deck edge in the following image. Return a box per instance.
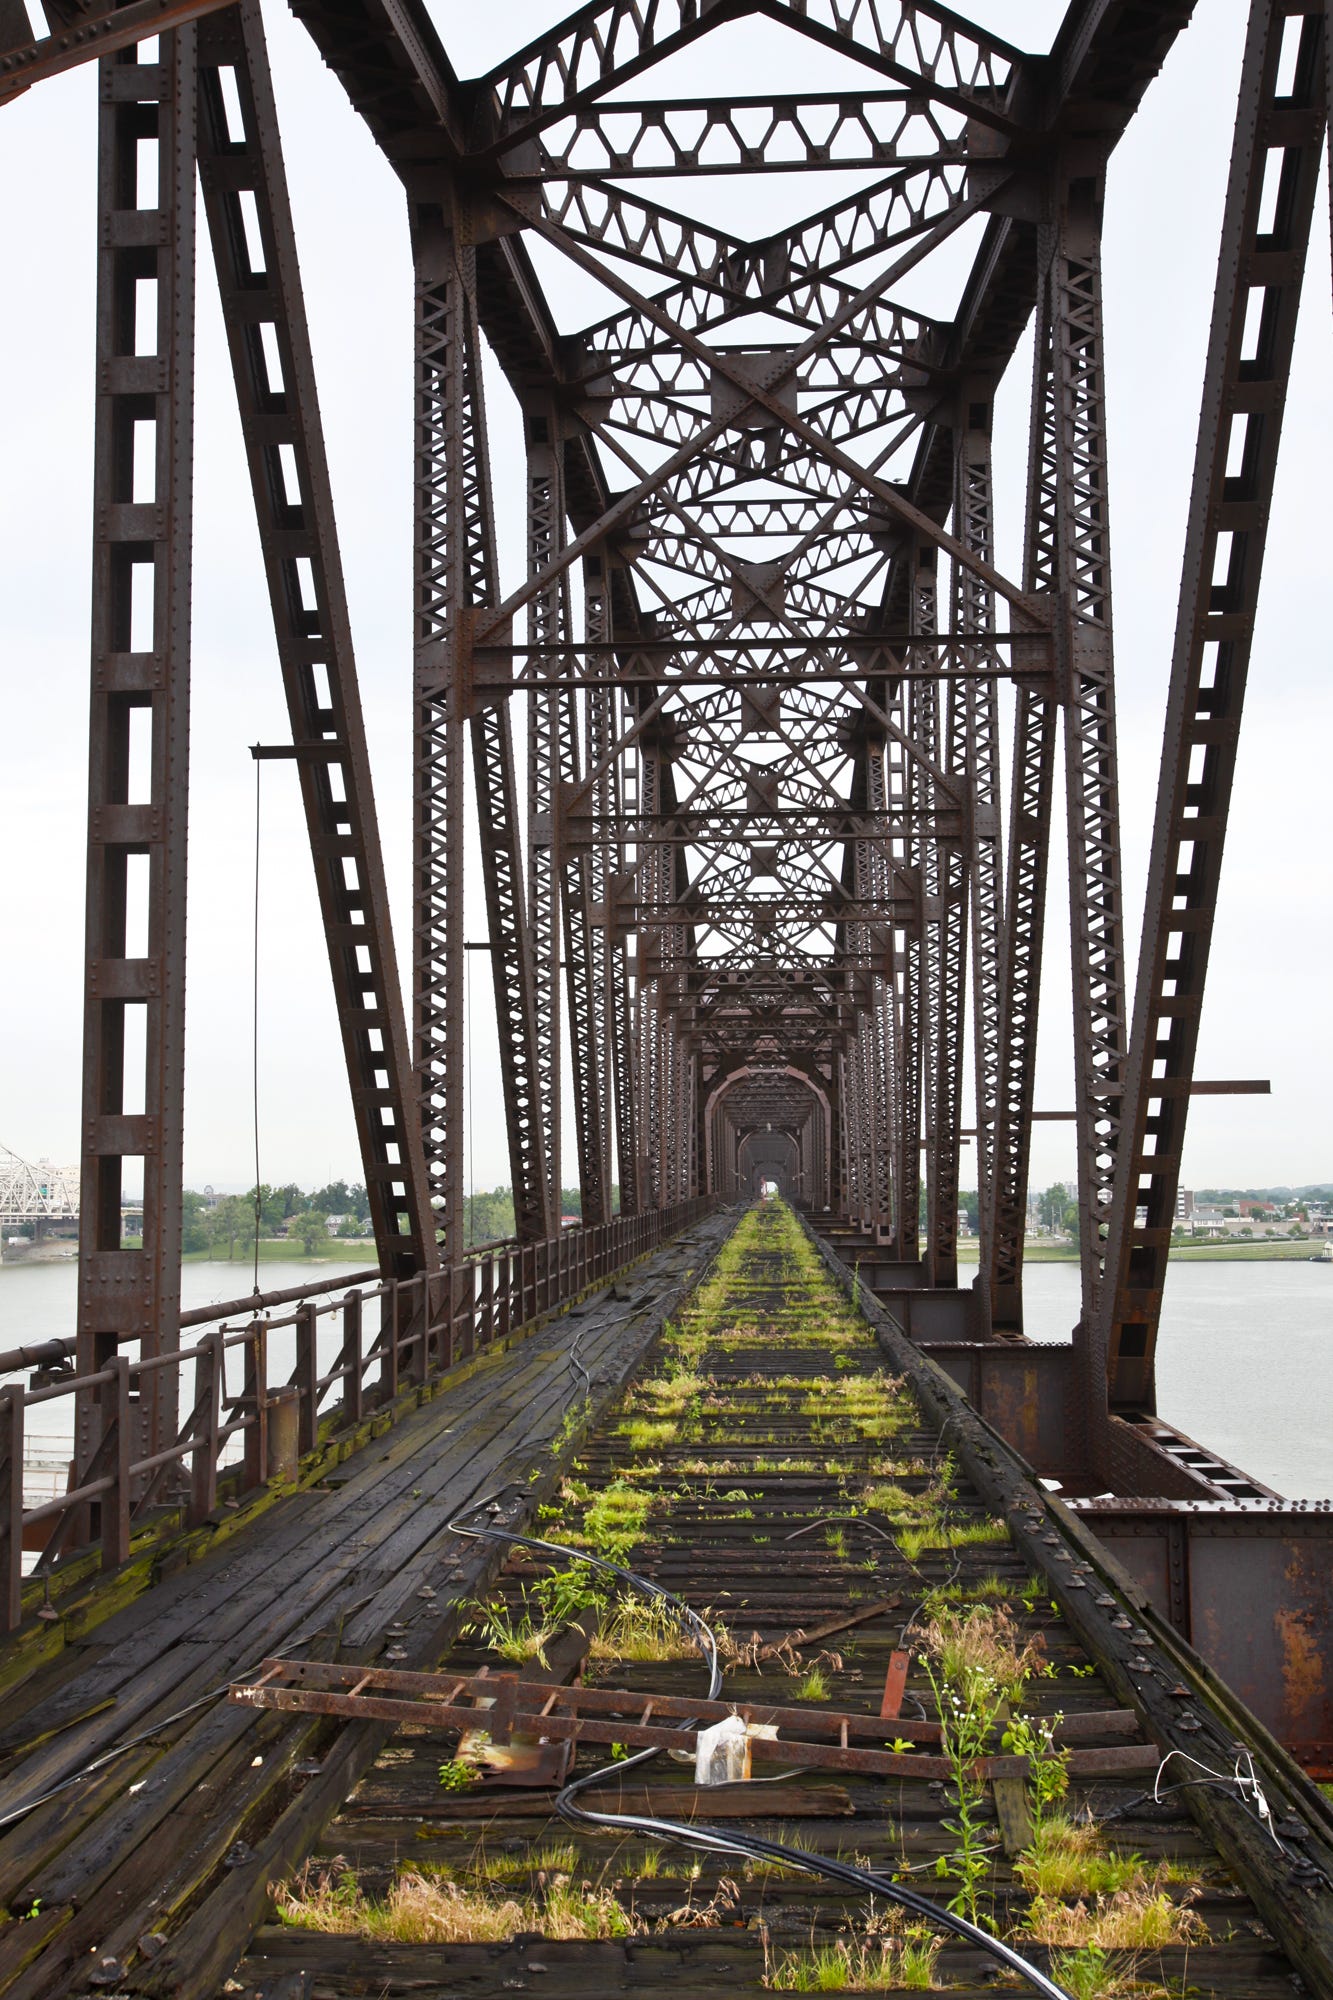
[0,1236,690,1705]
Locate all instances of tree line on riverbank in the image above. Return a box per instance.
[185,1182,603,1258]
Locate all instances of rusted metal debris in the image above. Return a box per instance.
[231,1658,1158,1786]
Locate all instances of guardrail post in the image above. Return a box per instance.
[189,1331,222,1526]
[344,1293,363,1424]
[102,1355,132,1571]
[243,1318,268,1491]
[460,1264,474,1360]
[383,1282,401,1401]
[0,1386,23,1634]
[495,1252,508,1339]
[427,1270,446,1373]
[296,1301,319,1454]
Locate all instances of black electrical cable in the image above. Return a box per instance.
[447,1505,1075,2000]
[0,1623,333,1834]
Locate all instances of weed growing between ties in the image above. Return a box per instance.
[763,1933,941,1991]
[913,1593,1206,1962]
[376,1202,1215,1985]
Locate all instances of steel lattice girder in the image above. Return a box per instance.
[306,0,1188,1307]
[17,0,1317,1480]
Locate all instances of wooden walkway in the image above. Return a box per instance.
[0,1217,730,2000]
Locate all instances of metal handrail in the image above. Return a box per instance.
[0,1197,715,1631]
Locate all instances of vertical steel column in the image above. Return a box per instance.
[912,591,942,1269]
[472,682,552,1242]
[461,322,552,1242]
[414,198,550,1249]
[197,0,435,1281]
[881,720,908,1245]
[834,1047,852,1220]
[954,415,1004,1317]
[850,737,880,1229]
[863,733,894,1232]
[928,669,967,1290]
[898,549,934,1264]
[588,562,636,1213]
[532,419,607,1228]
[637,744,662,1208]
[525,416,564,1222]
[77,31,196,1468]
[577,555,613,1226]
[841,1035,865,1224]
[924,516,968,1291]
[1053,173,1128,1352]
[1097,2,1326,1410]
[988,263,1059,1336]
[411,203,467,1267]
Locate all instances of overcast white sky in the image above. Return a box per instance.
[0,0,1328,1200]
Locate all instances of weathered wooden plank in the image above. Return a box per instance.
[0,1223,731,2000]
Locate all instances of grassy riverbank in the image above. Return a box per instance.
[956,1237,1323,1263]
[179,1238,380,1265]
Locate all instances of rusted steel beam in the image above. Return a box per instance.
[197,0,437,1282]
[0,0,232,101]
[1096,0,1327,1413]
[75,31,196,1480]
[231,1659,1157,1782]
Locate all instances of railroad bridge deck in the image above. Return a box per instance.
[1,1206,1330,2000]
[1,0,1331,1991]
[0,1221,727,1999]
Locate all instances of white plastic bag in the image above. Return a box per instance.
[693,1714,779,1785]
[695,1714,748,1786]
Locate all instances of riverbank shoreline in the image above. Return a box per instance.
[7,1236,1326,1272]
[180,1238,379,1265]
[955,1239,1326,1263]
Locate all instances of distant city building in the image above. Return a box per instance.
[1176,1188,1195,1221]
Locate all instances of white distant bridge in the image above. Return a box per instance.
[0,1146,80,1227]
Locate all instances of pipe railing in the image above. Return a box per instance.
[0,1197,715,1632]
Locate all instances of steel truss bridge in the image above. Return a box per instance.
[1,0,1330,1798]
[0,1150,79,1229]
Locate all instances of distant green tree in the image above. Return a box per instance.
[958,1190,980,1231]
[1037,1183,1069,1232]
[462,1187,517,1248]
[309,1180,350,1215]
[239,1184,289,1233]
[309,1180,370,1220]
[182,1189,210,1255]
[291,1209,329,1255]
[205,1195,252,1260]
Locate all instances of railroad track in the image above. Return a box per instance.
[242,1203,1332,1999]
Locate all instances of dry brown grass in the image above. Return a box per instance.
[1024,1884,1206,1951]
[922,1603,1045,1701]
[275,1865,636,1943]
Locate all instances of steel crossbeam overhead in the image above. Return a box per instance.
[8,0,1326,1502]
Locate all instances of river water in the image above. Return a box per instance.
[2,1255,1329,1500]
